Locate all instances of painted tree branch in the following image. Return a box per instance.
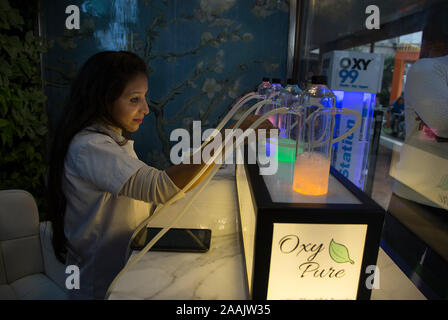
[149,43,207,60]
[155,60,214,111]
[143,15,162,60]
[45,81,70,89]
[200,61,264,125]
[149,26,245,62]
[45,65,75,82]
[163,91,207,124]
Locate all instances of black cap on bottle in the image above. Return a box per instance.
[311,75,327,85]
[262,77,270,82]
[272,78,281,84]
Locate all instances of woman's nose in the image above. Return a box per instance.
[142,99,149,115]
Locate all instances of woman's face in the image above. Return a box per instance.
[111,73,149,132]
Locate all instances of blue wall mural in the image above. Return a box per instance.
[41,0,290,169]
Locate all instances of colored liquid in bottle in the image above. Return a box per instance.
[293,152,330,196]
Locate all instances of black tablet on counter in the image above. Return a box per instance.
[132,227,211,253]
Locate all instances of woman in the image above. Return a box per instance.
[47,51,272,299]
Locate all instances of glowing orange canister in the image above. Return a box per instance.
[293,152,331,196]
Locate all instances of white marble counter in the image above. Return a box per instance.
[109,165,249,300]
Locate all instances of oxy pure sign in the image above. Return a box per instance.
[267,223,367,300]
[322,51,384,94]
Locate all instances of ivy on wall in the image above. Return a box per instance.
[0,0,49,219]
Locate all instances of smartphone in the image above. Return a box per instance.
[132,227,212,253]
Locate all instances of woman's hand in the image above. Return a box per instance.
[166,115,277,192]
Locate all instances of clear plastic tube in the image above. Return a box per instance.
[235,99,273,130]
[309,108,361,148]
[201,92,263,147]
[254,91,281,114]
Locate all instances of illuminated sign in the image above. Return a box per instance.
[331,91,375,189]
[267,223,367,300]
[336,119,357,178]
[322,51,384,94]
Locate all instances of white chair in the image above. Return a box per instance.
[0,190,67,299]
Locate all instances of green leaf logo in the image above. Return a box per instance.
[437,175,448,191]
[329,239,354,264]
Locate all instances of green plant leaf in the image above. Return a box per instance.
[0,0,48,221]
[0,55,12,77]
[329,239,354,264]
[25,30,33,44]
[6,7,24,29]
[0,9,10,30]
[0,95,6,117]
[3,35,22,58]
[0,118,8,127]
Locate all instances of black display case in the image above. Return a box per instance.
[235,157,385,300]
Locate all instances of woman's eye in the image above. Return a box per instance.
[130,97,139,103]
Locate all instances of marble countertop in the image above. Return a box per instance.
[109,164,249,299]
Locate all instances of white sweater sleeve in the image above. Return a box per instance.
[404,56,448,138]
[118,166,181,205]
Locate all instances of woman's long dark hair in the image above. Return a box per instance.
[47,51,148,263]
